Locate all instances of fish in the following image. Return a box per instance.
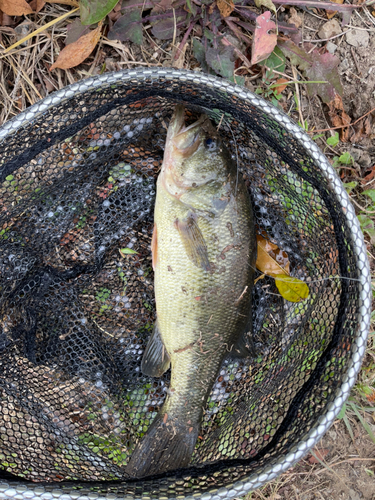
[126,105,257,478]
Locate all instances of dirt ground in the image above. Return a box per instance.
[0,1,374,498]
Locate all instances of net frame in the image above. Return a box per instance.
[0,68,371,500]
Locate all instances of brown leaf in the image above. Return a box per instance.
[256,234,290,276]
[273,77,289,95]
[217,0,234,17]
[29,0,45,11]
[288,7,302,28]
[251,11,277,65]
[50,24,101,70]
[327,93,351,142]
[326,0,343,19]
[0,0,34,15]
[308,448,330,464]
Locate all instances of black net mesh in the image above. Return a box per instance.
[0,72,362,495]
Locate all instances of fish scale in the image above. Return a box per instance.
[126,105,257,478]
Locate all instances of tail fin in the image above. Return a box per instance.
[126,413,199,478]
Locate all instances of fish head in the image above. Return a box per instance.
[161,105,232,198]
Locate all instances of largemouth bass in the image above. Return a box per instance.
[126,105,256,478]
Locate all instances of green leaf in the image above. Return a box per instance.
[338,152,353,165]
[260,46,286,80]
[107,9,143,44]
[357,214,375,245]
[205,45,235,80]
[343,181,357,194]
[120,247,138,255]
[363,189,375,203]
[80,0,121,25]
[5,175,14,181]
[337,402,346,419]
[326,132,339,148]
[273,274,309,302]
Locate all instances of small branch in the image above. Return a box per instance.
[308,106,375,134]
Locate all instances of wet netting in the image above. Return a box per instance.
[0,69,370,499]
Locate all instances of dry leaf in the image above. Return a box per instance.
[50,24,101,70]
[29,0,45,11]
[256,234,309,302]
[254,0,276,14]
[273,77,289,95]
[251,11,277,65]
[288,7,302,27]
[256,234,290,276]
[326,0,343,19]
[327,93,351,142]
[0,0,34,15]
[217,0,234,17]
[308,448,330,464]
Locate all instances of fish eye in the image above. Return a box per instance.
[205,138,217,150]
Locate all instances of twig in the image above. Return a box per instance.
[315,457,375,474]
[3,7,79,53]
[308,106,375,134]
[350,47,362,76]
[174,17,196,60]
[292,65,304,127]
[305,29,351,43]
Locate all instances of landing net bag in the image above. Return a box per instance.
[0,69,370,500]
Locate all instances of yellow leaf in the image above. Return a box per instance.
[217,0,234,17]
[273,274,309,302]
[254,0,276,15]
[256,234,290,276]
[0,0,33,15]
[50,24,101,70]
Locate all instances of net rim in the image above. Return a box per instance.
[0,67,371,499]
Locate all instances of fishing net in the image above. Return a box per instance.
[0,69,370,500]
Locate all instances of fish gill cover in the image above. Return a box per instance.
[0,71,368,497]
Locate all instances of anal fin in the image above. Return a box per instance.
[141,321,171,377]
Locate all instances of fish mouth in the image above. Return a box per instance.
[168,105,205,156]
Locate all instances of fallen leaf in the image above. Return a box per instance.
[29,0,45,12]
[217,0,234,17]
[272,77,289,94]
[361,165,375,185]
[251,11,277,65]
[206,44,236,80]
[278,39,343,104]
[327,93,351,142]
[108,9,143,44]
[256,235,309,302]
[119,247,138,256]
[80,0,120,25]
[308,448,330,464]
[50,24,101,70]
[288,7,302,27]
[273,275,309,302]
[66,18,92,45]
[326,0,343,19]
[256,234,290,276]
[259,46,286,80]
[0,0,33,15]
[254,0,276,15]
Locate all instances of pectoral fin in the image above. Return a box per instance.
[141,321,171,377]
[175,215,210,271]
